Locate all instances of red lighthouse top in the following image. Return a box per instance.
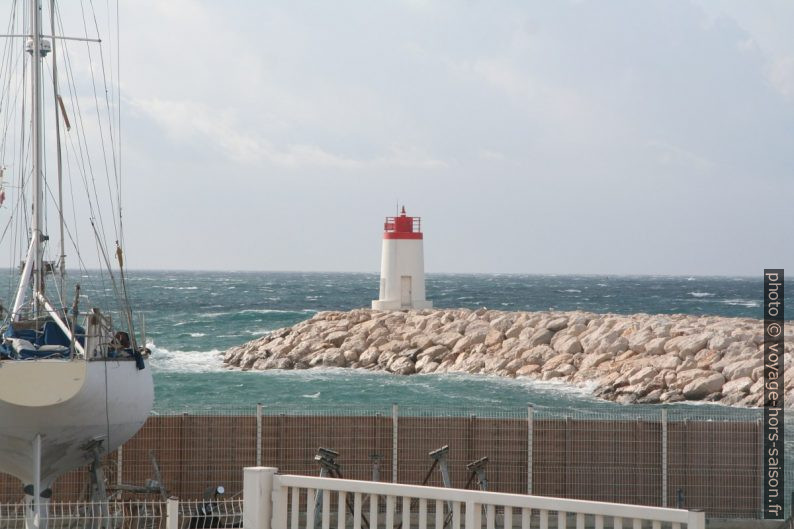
[383,206,422,240]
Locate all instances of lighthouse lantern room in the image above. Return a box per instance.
[372,207,432,311]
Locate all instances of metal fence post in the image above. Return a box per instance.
[661,407,668,507]
[166,497,179,529]
[257,403,263,467]
[527,405,533,495]
[116,446,123,488]
[392,403,398,483]
[244,466,277,529]
[758,417,764,518]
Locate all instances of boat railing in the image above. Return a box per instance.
[245,467,706,529]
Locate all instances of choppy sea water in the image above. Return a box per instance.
[0,270,776,413]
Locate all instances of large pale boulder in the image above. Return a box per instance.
[723,358,762,380]
[644,337,668,356]
[434,332,463,349]
[604,336,629,355]
[552,335,583,355]
[677,333,711,357]
[557,363,576,376]
[722,377,753,396]
[544,353,574,371]
[359,347,381,366]
[528,328,555,346]
[418,345,450,363]
[652,355,680,371]
[516,364,541,376]
[488,315,512,332]
[676,368,712,386]
[343,350,359,363]
[546,317,569,332]
[629,366,657,385]
[708,334,734,351]
[389,356,415,375]
[412,335,435,350]
[682,372,725,399]
[484,328,504,347]
[579,353,612,371]
[505,325,523,339]
[322,348,346,367]
[451,335,475,353]
[627,329,653,354]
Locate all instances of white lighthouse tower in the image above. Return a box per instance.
[372,207,432,310]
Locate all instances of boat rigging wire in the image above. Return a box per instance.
[1,0,133,325]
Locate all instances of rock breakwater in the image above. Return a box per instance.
[222,309,793,407]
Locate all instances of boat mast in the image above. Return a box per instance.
[29,0,45,317]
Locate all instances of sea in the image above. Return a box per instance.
[1,270,773,415]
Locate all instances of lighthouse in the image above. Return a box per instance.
[372,207,432,311]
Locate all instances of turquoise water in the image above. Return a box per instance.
[0,270,775,412]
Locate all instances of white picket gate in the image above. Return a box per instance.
[242,467,705,529]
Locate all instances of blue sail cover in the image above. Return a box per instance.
[1,321,85,359]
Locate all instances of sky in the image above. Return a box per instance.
[3,0,794,275]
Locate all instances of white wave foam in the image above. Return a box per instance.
[189,332,207,337]
[148,344,226,373]
[243,329,271,336]
[721,299,760,308]
[239,308,310,315]
[689,292,715,298]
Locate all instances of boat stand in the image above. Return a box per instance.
[395,446,453,529]
[109,450,169,500]
[24,434,50,529]
[312,448,370,529]
[426,446,452,488]
[85,439,117,529]
[464,457,489,491]
[312,448,340,529]
[369,453,383,482]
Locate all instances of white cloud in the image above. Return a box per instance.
[768,56,794,101]
[24,0,789,273]
[131,98,446,170]
[478,149,506,162]
[645,141,715,173]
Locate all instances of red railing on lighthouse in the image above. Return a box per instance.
[383,208,422,239]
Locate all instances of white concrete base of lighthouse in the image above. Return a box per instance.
[371,299,433,311]
[372,237,432,311]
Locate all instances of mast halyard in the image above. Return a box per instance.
[50,0,66,304]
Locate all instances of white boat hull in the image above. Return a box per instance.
[0,358,153,488]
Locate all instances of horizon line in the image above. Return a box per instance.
[0,267,767,280]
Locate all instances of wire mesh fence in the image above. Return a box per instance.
[0,404,773,520]
[178,498,243,529]
[0,501,166,529]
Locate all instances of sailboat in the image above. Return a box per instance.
[0,0,154,525]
